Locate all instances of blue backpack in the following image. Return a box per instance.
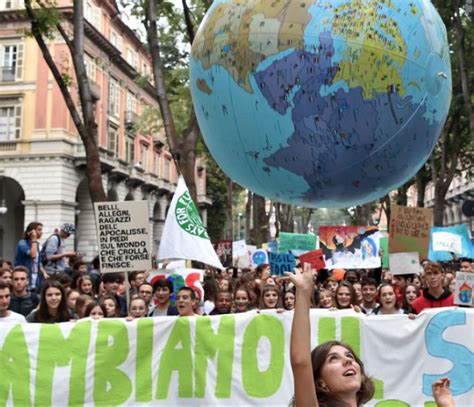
[40,234,61,266]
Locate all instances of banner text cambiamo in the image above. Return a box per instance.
[1,309,473,406]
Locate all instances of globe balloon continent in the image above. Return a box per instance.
[190,0,452,208]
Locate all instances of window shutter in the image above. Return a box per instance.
[15,43,24,80]
[14,104,22,139]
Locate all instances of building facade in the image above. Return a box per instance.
[0,0,209,262]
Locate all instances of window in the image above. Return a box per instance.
[84,54,96,82]
[0,43,23,82]
[0,105,21,141]
[110,29,123,52]
[140,144,148,169]
[0,0,24,10]
[84,1,101,31]
[108,125,118,156]
[108,78,120,118]
[125,135,135,164]
[127,48,137,69]
[153,152,161,176]
[126,91,135,113]
[163,157,170,180]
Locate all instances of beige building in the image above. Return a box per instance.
[0,0,209,261]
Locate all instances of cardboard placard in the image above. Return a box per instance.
[388,252,420,275]
[212,240,233,268]
[389,205,432,259]
[94,201,151,273]
[279,232,316,254]
[454,272,473,306]
[232,240,247,257]
[319,226,381,269]
[298,249,326,270]
[268,252,295,276]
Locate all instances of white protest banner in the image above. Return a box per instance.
[388,252,420,275]
[1,309,473,406]
[94,201,151,273]
[158,176,223,269]
[432,231,463,254]
[454,272,474,306]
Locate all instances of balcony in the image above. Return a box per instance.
[125,111,139,130]
[1,66,15,83]
[153,133,166,149]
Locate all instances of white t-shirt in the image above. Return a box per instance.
[0,311,27,323]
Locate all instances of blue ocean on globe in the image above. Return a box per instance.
[190,0,452,208]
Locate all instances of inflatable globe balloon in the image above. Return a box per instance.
[190,0,452,208]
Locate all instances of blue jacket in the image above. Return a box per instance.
[14,239,44,290]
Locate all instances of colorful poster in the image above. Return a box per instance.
[388,252,420,275]
[298,249,326,270]
[251,249,269,268]
[319,226,381,269]
[2,309,473,406]
[389,205,432,259]
[212,240,233,268]
[380,236,389,268]
[268,252,295,276]
[278,232,317,255]
[429,225,474,261]
[454,272,474,306]
[148,268,204,303]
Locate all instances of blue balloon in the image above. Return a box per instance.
[190,0,452,208]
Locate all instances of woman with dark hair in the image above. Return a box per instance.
[234,287,252,313]
[84,301,106,320]
[401,283,419,314]
[335,282,361,312]
[286,264,454,407]
[100,294,120,318]
[26,279,70,323]
[373,284,406,315]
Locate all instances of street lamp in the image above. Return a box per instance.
[0,177,7,215]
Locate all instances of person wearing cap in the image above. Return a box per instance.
[44,223,77,276]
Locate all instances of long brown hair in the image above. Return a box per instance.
[311,341,374,406]
[38,280,70,323]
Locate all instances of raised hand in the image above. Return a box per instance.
[432,378,454,407]
[285,262,313,300]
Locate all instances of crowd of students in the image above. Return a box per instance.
[0,222,469,406]
[0,241,471,323]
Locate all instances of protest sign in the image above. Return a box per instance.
[2,309,473,406]
[267,240,279,253]
[94,201,151,273]
[148,268,204,303]
[251,249,268,268]
[298,249,326,270]
[212,240,233,268]
[429,225,474,261]
[380,236,389,268]
[388,252,420,275]
[454,272,473,306]
[319,226,380,269]
[232,240,247,257]
[278,232,316,255]
[268,252,295,276]
[389,205,432,259]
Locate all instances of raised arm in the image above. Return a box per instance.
[285,263,318,407]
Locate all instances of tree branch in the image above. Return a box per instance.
[182,0,195,44]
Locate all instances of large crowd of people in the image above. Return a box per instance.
[0,221,469,406]
[0,222,472,324]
